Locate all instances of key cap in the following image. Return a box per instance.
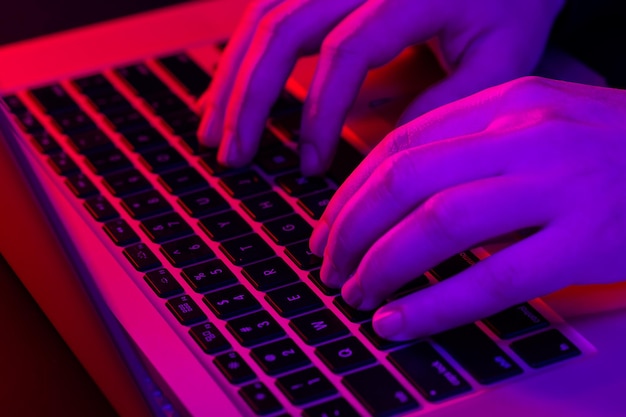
[334,297,375,323]
[143,268,183,298]
[30,131,61,154]
[160,235,214,267]
[123,243,162,271]
[214,351,256,384]
[144,91,188,116]
[73,74,115,96]
[250,338,311,376]
[166,294,207,325]
[262,214,313,246]
[255,146,299,175]
[103,169,151,197]
[140,212,193,243]
[85,148,132,175]
[433,324,523,384]
[388,342,472,402]
[159,167,208,195]
[67,129,113,154]
[430,251,479,281]
[265,282,323,318]
[89,90,133,115]
[343,366,419,417]
[276,367,336,405]
[315,337,376,374]
[483,303,549,340]
[303,398,359,417]
[227,311,285,347]
[121,126,168,152]
[181,259,237,293]
[84,195,118,221]
[297,189,335,220]
[121,190,172,219]
[106,107,150,133]
[52,109,97,135]
[49,152,79,176]
[189,322,230,354]
[240,192,292,222]
[285,241,322,270]
[103,219,140,246]
[510,329,581,368]
[158,53,212,98]
[360,322,406,351]
[30,84,78,114]
[203,285,261,319]
[161,109,200,136]
[199,210,253,241]
[387,275,431,301]
[241,258,299,291]
[200,151,240,176]
[178,188,228,218]
[65,173,98,198]
[2,94,28,113]
[140,146,187,173]
[219,234,275,266]
[13,110,45,134]
[306,269,340,296]
[239,382,283,415]
[220,170,271,198]
[290,309,349,345]
[276,173,327,197]
[116,63,168,96]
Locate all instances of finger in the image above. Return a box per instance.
[371,228,571,340]
[198,0,284,146]
[317,130,515,287]
[217,0,366,167]
[340,175,554,311]
[300,0,455,175]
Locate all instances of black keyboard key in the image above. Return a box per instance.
[122,126,169,152]
[250,338,311,376]
[107,107,151,133]
[360,322,405,351]
[433,324,523,384]
[220,170,271,198]
[13,110,44,134]
[276,367,336,405]
[285,241,322,270]
[84,195,118,221]
[140,146,187,173]
[89,91,133,115]
[307,269,340,296]
[178,131,208,156]
[239,382,283,415]
[334,297,375,323]
[219,234,275,266]
[30,131,61,154]
[121,190,172,219]
[158,53,212,98]
[240,192,292,222]
[117,63,168,96]
[52,109,97,135]
[276,173,327,197]
[388,342,472,402]
[140,212,193,243]
[315,337,376,374]
[241,258,299,291]
[227,310,285,347]
[67,129,113,154]
[160,235,214,267]
[181,259,237,293]
[85,148,132,175]
[199,210,252,241]
[30,84,78,114]
[2,94,28,113]
[298,189,334,220]
[143,268,183,298]
[103,219,140,246]
[265,282,323,318]
[161,109,200,136]
[262,214,313,246]
[166,294,207,325]
[123,243,161,271]
[430,251,479,281]
[387,275,430,301]
[49,152,79,176]
[215,351,256,384]
[189,322,230,354]
[200,151,241,176]
[303,398,359,417]
[73,74,115,96]
[144,91,188,116]
[255,146,299,175]
[65,173,98,198]
[178,188,229,218]
[327,140,362,186]
[290,309,349,345]
[159,167,208,195]
[103,169,151,197]
[203,285,261,319]
[483,303,549,340]
[343,366,419,417]
[510,329,581,368]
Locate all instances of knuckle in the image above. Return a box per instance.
[418,193,465,246]
[378,150,421,205]
[320,35,365,65]
[474,259,522,303]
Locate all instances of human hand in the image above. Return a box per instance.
[309,76,626,340]
[198,0,565,175]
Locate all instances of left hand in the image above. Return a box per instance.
[309,76,626,340]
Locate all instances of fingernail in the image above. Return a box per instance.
[309,221,329,256]
[300,143,321,176]
[342,279,363,309]
[373,308,404,339]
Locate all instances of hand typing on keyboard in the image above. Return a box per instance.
[197,0,565,175]
[309,76,626,340]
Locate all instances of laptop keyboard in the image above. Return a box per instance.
[3,49,586,417]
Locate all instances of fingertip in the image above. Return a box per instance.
[198,108,222,148]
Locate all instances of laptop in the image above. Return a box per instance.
[1,1,626,416]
